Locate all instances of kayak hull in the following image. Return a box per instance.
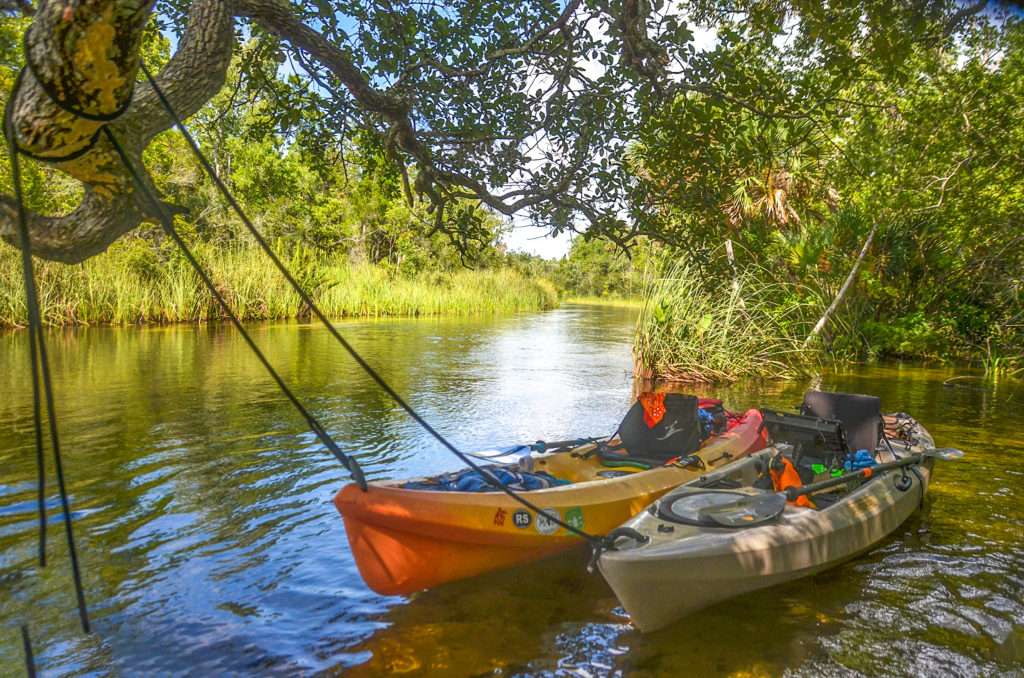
[335,409,767,595]
[598,417,936,632]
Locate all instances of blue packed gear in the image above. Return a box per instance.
[844,449,878,472]
[405,467,572,492]
[697,408,715,438]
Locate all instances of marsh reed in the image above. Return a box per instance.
[0,241,558,327]
[633,260,821,383]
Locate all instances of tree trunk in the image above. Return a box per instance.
[803,219,879,348]
[724,238,745,311]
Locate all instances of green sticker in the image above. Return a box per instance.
[566,506,585,531]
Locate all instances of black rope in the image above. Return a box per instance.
[15,126,103,164]
[20,625,37,678]
[7,71,104,163]
[98,126,367,490]
[134,62,603,544]
[8,43,603,545]
[6,71,47,568]
[4,90,91,633]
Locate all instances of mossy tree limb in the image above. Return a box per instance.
[1,0,232,263]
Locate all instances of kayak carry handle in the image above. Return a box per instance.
[587,526,651,573]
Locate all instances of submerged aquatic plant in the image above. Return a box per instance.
[633,259,821,383]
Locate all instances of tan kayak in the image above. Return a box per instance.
[598,411,954,632]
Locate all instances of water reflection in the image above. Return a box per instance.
[1,305,1022,676]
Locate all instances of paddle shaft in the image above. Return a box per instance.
[785,453,924,501]
[532,438,596,452]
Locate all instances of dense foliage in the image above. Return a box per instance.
[629,5,1024,373]
[2,1,1022,375]
[0,17,561,325]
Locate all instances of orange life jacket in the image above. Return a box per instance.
[769,455,813,508]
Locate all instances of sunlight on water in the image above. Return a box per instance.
[1,305,1022,676]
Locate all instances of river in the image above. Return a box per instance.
[1,304,1022,676]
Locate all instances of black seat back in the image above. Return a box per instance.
[617,393,703,461]
[801,391,882,455]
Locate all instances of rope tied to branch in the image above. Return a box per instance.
[8,39,609,570]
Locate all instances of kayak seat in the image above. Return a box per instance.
[614,393,704,462]
[760,391,883,480]
[800,391,883,457]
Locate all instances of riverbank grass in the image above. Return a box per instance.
[561,295,643,308]
[633,262,820,383]
[0,241,558,327]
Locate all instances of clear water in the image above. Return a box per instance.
[1,305,1021,676]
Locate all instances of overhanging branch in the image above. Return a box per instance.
[1,0,233,263]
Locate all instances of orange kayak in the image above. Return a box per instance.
[335,409,767,595]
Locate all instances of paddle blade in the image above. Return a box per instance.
[698,492,788,527]
[927,447,964,460]
[465,444,531,465]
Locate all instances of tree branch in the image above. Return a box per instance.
[1,0,234,263]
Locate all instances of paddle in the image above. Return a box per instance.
[697,447,964,527]
[465,437,602,465]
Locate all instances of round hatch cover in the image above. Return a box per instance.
[658,490,787,528]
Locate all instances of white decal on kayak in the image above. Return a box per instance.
[565,506,585,531]
[535,508,560,535]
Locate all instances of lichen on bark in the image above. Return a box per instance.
[2,0,233,263]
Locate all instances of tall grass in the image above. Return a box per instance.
[633,260,821,383]
[0,240,558,327]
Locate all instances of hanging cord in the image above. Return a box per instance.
[129,63,605,544]
[92,126,366,490]
[4,86,91,633]
[8,58,367,490]
[103,123,602,545]
[20,624,37,678]
[5,77,47,571]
